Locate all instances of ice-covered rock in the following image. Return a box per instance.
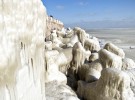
[46,81,79,100]
[122,58,135,70]
[104,43,125,58]
[0,0,47,100]
[77,68,135,100]
[89,52,99,62]
[99,49,122,69]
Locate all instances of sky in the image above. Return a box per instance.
[42,0,135,29]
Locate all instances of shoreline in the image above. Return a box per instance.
[87,28,135,61]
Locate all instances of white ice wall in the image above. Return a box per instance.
[0,0,47,100]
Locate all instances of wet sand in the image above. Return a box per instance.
[87,28,135,61]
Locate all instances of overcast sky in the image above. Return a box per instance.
[42,0,135,29]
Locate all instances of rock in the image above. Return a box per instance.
[77,60,102,82]
[85,68,101,82]
[57,48,73,74]
[84,38,100,52]
[85,60,102,82]
[99,49,122,69]
[89,52,99,62]
[122,58,135,70]
[72,42,91,73]
[0,0,47,99]
[77,68,135,100]
[124,68,135,94]
[46,81,79,100]
[45,50,67,83]
[73,27,87,47]
[45,41,52,50]
[104,43,125,58]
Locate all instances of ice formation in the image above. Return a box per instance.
[45,25,135,100]
[0,0,46,99]
[1,0,135,100]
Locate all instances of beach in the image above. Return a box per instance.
[87,28,135,61]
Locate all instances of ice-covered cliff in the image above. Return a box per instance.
[46,16,64,40]
[0,0,47,100]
